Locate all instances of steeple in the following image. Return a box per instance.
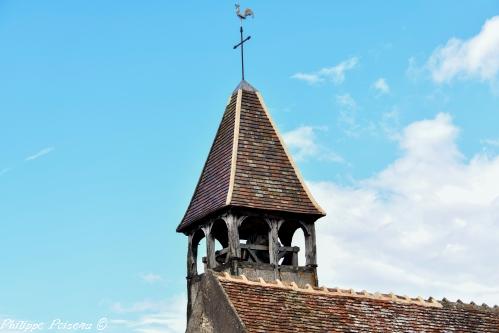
[180,7,325,323]
[177,82,324,233]
[179,81,325,291]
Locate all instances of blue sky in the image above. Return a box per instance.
[1,1,499,332]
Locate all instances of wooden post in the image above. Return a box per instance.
[187,233,196,277]
[267,218,280,266]
[203,225,215,269]
[292,246,299,268]
[225,214,242,260]
[304,222,317,266]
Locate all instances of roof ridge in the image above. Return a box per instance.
[177,92,238,232]
[217,272,499,312]
[218,272,442,308]
[226,89,242,205]
[440,297,499,312]
[254,91,326,215]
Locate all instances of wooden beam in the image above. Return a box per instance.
[304,222,317,266]
[240,244,268,251]
[206,238,216,269]
[187,233,196,276]
[225,214,242,260]
[267,218,280,266]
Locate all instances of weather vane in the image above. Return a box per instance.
[233,3,254,81]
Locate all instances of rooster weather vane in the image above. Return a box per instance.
[233,3,254,81]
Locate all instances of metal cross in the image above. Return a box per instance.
[233,4,254,81]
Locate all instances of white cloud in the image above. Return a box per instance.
[139,273,162,284]
[282,126,343,163]
[427,16,499,83]
[335,94,357,110]
[334,93,402,140]
[335,93,396,139]
[372,78,390,94]
[482,138,499,147]
[283,126,318,160]
[406,57,423,81]
[289,73,322,85]
[310,113,499,305]
[109,295,186,333]
[379,107,401,140]
[335,93,363,137]
[291,57,358,85]
[25,147,54,161]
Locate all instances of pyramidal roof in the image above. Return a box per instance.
[177,81,325,232]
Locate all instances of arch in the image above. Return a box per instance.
[278,220,310,266]
[211,219,229,248]
[238,216,270,263]
[291,229,306,266]
[210,219,229,265]
[191,228,206,275]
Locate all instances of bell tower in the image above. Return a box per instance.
[178,5,325,325]
[177,81,326,291]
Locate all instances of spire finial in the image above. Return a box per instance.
[233,3,254,81]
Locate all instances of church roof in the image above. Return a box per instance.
[177,82,325,232]
[217,272,499,333]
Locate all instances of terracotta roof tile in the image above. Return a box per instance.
[178,92,237,229]
[230,90,322,216]
[177,83,324,232]
[217,273,499,332]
